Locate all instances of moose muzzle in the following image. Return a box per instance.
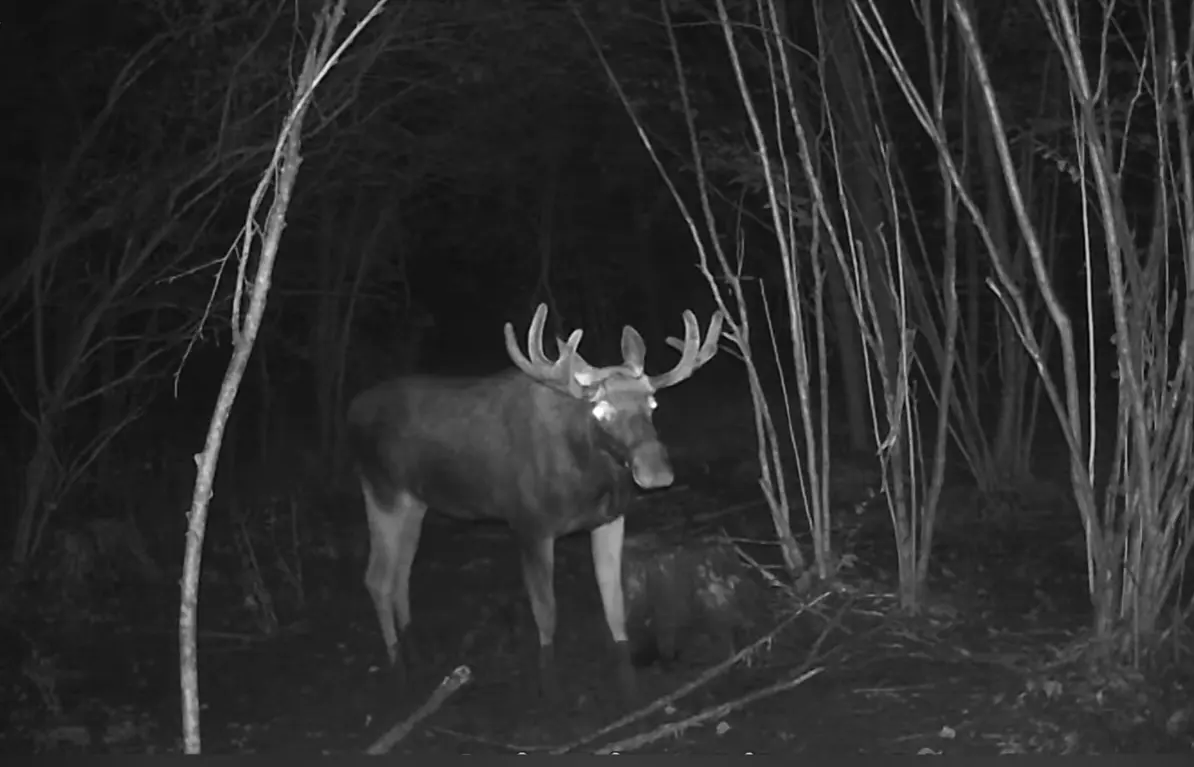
[630,440,674,489]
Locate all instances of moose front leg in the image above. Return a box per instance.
[591,515,637,704]
[519,535,561,702]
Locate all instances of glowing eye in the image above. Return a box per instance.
[592,400,615,421]
[648,396,658,410]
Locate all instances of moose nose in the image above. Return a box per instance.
[630,442,674,489]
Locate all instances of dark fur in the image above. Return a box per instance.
[347,371,635,540]
[622,533,761,665]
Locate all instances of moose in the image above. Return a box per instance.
[346,302,722,702]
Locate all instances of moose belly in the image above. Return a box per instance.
[416,465,628,539]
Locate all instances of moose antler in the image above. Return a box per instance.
[505,304,583,385]
[649,310,723,390]
[508,304,722,394]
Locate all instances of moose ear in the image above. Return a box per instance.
[621,325,646,375]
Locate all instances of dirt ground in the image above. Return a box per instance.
[1,374,1192,755]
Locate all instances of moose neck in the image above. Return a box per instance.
[536,384,633,507]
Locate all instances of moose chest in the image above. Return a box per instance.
[504,457,632,541]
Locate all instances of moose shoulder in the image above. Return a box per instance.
[346,303,722,705]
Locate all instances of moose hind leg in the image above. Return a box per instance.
[390,494,427,634]
[363,485,427,675]
[519,535,560,702]
[591,515,637,703]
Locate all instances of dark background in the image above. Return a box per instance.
[0,0,1156,585]
[0,0,1170,596]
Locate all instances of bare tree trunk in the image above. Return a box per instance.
[819,0,883,456]
[180,0,379,750]
[97,311,120,479]
[14,426,56,564]
[824,270,870,451]
[973,78,1032,484]
[822,0,915,602]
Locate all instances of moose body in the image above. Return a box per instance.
[348,303,721,703]
[350,371,633,534]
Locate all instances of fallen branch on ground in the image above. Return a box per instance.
[732,540,791,594]
[427,727,556,754]
[364,665,472,755]
[595,666,824,754]
[549,591,834,754]
[732,541,848,628]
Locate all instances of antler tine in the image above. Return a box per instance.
[665,311,723,359]
[695,310,723,361]
[651,310,724,390]
[555,330,585,368]
[649,311,700,390]
[557,336,587,368]
[526,303,550,366]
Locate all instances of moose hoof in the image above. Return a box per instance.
[614,641,638,705]
[537,645,562,703]
[383,645,407,684]
[398,629,422,668]
[383,632,421,685]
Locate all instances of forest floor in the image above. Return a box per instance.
[1,372,1192,755]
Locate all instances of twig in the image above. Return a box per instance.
[428,727,554,753]
[594,666,824,754]
[731,540,791,595]
[731,539,844,626]
[591,598,853,755]
[549,591,830,754]
[802,600,851,660]
[722,536,785,546]
[364,665,472,755]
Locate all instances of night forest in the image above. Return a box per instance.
[0,0,1191,755]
